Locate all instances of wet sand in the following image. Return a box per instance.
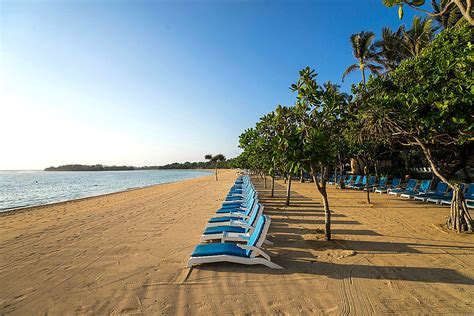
[1,170,473,314]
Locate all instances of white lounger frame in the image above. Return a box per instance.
[206,202,259,228]
[200,206,265,242]
[188,216,282,269]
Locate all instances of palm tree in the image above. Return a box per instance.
[399,16,438,57]
[342,31,382,85]
[374,27,405,72]
[205,154,226,181]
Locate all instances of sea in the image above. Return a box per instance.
[0,169,212,212]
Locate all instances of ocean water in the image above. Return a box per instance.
[0,169,212,212]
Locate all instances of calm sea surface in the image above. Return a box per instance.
[0,170,212,212]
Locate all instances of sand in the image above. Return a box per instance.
[1,170,473,314]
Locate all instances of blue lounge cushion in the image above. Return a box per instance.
[191,243,248,258]
[208,216,241,223]
[203,225,246,235]
[216,207,244,214]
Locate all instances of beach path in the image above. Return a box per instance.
[1,170,473,314]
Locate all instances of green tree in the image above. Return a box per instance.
[375,26,406,72]
[292,67,350,240]
[342,31,383,85]
[399,16,438,57]
[205,154,226,181]
[431,0,465,29]
[382,0,473,26]
[274,105,304,206]
[357,25,473,232]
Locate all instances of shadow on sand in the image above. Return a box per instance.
[192,177,474,286]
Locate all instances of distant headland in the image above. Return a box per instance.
[44,161,235,171]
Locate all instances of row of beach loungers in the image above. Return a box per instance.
[330,174,474,207]
[187,176,282,269]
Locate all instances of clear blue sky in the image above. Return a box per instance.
[0,0,426,169]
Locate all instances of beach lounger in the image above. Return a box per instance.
[376,177,401,194]
[347,175,362,188]
[217,195,256,214]
[355,176,376,190]
[401,180,431,199]
[367,177,387,192]
[415,182,448,202]
[207,199,259,227]
[351,176,367,190]
[460,183,474,208]
[188,215,282,269]
[439,183,470,205]
[344,175,353,186]
[200,204,265,242]
[388,179,418,196]
[222,189,257,206]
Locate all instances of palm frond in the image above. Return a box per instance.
[342,63,359,81]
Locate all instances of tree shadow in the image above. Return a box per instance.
[238,176,474,285]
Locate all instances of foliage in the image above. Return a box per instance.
[357,24,473,231]
[431,0,464,29]
[342,31,382,84]
[382,0,473,26]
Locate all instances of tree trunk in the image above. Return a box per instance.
[365,169,371,204]
[263,174,267,189]
[312,166,331,241]
[300,169,304,183]
[360,64,366,86]
[338,164,346,189]
[271,175,275,198]
[215,165,218,181]
[285,173,292,206]
[415,137,472,232]
[448,187,473,232]
[366,179,371,204]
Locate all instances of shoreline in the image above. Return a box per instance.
[0,169,214,216]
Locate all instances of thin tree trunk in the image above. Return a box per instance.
[285,173,292,206]
[354,157,362,175]
[263,173,267,189]
[271,175,275,198]
[360,64,366,85]
[215,165,218,181]
[365,166,371,204]
[312,166,331,241]
[338,163,345,189]
[366,177,371,204]
[415,137,472,232]
[300,169,304,183]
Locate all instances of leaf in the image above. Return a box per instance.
[382,0,400,7]
[410,0,425,6]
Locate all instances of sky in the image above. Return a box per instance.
[0,0,426,170]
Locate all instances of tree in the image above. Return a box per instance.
[382,0,473,26]
[205,154,226,181]
[291,67,350,240]
[375,26,406,72]
[399,16,438,57]
[342,31,383,85]
[431,0,465,29]
[274,105,304,206]
[357,25,473,232]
